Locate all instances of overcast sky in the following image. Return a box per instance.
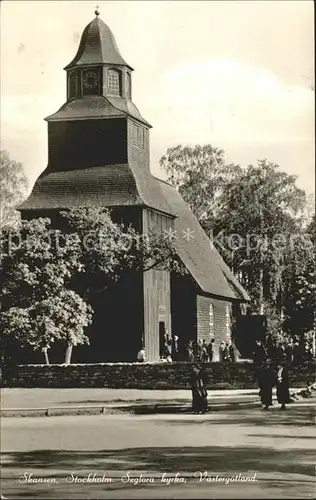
[1,0,314,194]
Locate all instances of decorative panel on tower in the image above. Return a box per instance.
[82,68,101,96]
[68,71,78,99]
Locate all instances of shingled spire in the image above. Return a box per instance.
[45,11,149,126]
[64,12,133,70]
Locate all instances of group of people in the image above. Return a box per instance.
[137,335,239,363]
[161,331,178,361]
[254,337,314,366]
[256,356,292,410]
[186,339,237,363]
[137,333,298,414]
[137,330,179,363]
[190,354,293,415]
[186,340,213,363]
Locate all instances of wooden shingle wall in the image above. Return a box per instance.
[197,296,232,360]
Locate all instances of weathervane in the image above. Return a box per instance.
[95,5,100,16]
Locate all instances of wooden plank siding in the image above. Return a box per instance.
[142,209,173,361]
[196,295,232,360]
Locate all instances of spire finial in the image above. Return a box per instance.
[95,5,100,17]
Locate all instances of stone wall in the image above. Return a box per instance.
[2,361,315,389]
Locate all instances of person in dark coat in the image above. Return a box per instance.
[207,339,215,362]
[256,359,276,410]
[266,334,275,360]
[292,342,301,365]
[276,359,291,410]
[190,364,208,414]
[229,341,236,362]
[276,343,286,364]
[253,340,267,364]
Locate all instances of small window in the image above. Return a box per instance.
[209,303,214,336]
[133,124,144,148]
[69,71,78,99]
[126,72,132,99]
[108,69,121,96]
[226,304,231,335]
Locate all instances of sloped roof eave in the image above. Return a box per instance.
[176,247,249,302]
[44,96,152,127]
[63,61,134,71]
[196,286,251,303]
[198,279,251,302]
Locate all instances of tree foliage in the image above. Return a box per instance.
[282,220,315,339]
[1,291,92,362]
[214,159,307,308]
[0,150,28,228]
[0,207,179,363]
[160,144,314,342]
[160,144,241,232]
[59,207,181,298]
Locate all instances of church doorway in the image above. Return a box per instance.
[159,321,166,358]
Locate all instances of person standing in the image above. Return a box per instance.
[219,341,226,362]
[292,341,300,365]
[229,340,236,362]
[163,331,172,361]
[190,364,208,414]
[223,342,230,362]
[276,343,286,364]
[201,340,210,362]
[197,339,204,362]
[276,359,291,410]
[257,359,276,410]
[186,340,194,362]
[207,339,215,362]
[253,340,267,364]
[172,334,179,361]
[266,334,275,360]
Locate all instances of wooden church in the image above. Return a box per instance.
[19,10,250,363]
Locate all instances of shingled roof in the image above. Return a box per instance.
[156,178,251,302]
[19,164,175,217]
[64,16,132,70]
[45,96,151,127]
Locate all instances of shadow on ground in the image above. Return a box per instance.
[165,406,316,427]
[2,444,315,477]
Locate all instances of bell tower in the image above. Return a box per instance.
[19,8,175,363]
[41,9,152,174]
[64,9,133,102]
[20,9,172,215]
